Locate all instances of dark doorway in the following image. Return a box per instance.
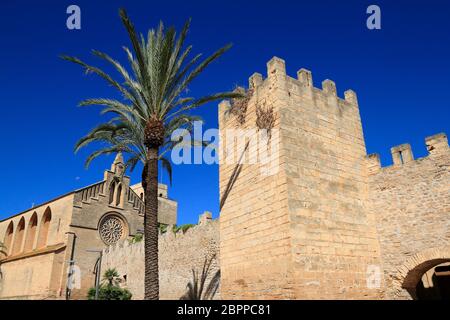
[416,264,450,300]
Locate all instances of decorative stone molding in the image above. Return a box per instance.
[99,214,126,245]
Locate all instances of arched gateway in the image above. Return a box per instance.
[394,247,450,300]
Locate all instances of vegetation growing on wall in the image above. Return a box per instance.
[129,233,143,244]
[226,87,254,125]
[159,223,196,234]
[256,102,275,141]
[173,224,196,234]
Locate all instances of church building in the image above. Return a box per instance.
[0,153,177,299]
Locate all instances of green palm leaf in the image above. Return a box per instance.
[63,8,243,300]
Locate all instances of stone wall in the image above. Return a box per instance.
[219,57,382,299]
[0,246,66,299]
[59,157,176,299]
[367,133,450,299]
[101,215,219,300]
[0,194,74,299]
[219,60,294,299]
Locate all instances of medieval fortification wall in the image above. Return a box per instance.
[100,57,449,300]
[101,213,219,300]
[367,133,450,299]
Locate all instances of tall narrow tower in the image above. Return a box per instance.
[219,57,383,299]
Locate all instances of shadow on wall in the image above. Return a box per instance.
[219,141,249,211]
[180,254,220,300]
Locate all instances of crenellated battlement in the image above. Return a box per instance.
[366,132,449,175]
[219,56,363,149]
[159,211,217,241]
[246,56,359,106]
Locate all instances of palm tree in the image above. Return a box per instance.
[62,9,241,300]
[102,268,121,287]
[88,269,131,300]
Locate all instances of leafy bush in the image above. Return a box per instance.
[87,285,132,300]
[87,268,132,300]
[173,224,195,234]
[159,223,195,234]
[159,223,169,234]
[129,233,143,244]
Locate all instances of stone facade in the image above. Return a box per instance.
[219,57,382,299]
[367,133,450,299]
[0,196,73,299]
[0,153,177,299]
[101,212,219,300]
[218,57,449,299]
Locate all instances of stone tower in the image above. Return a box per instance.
[219,57,383,299]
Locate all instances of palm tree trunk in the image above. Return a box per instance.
[144,147,159,300]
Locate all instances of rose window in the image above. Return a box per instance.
[99,215,124,245]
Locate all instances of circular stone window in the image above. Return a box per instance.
[99,215,125,245]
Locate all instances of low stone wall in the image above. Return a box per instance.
[101,216,219,300]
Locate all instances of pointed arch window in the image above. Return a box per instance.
[12,217,25,255]
[3,221,14,257]
[116,183,122,206]
[109,181,116,205]
[37,208,51,248]
[24,212,38,252]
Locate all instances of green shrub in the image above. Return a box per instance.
[129,233,143,244]
[159,223,169,234]
[87,268,132,300]
[173,224,195,234]
[87,285,132,300]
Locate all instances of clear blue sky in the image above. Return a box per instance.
[0,1,449,224]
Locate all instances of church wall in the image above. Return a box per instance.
[130,183,177,225]
[101,216,219,300]
[367,133,450,299]
[68,174,143,299]
[65,169,176,299]
[0,194,74,299]
[0,249,65,299]
[66,225,105,299]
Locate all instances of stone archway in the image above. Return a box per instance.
[393,247,450,299]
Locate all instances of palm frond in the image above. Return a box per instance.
[65,9,236,223]
[159,157,173,186]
